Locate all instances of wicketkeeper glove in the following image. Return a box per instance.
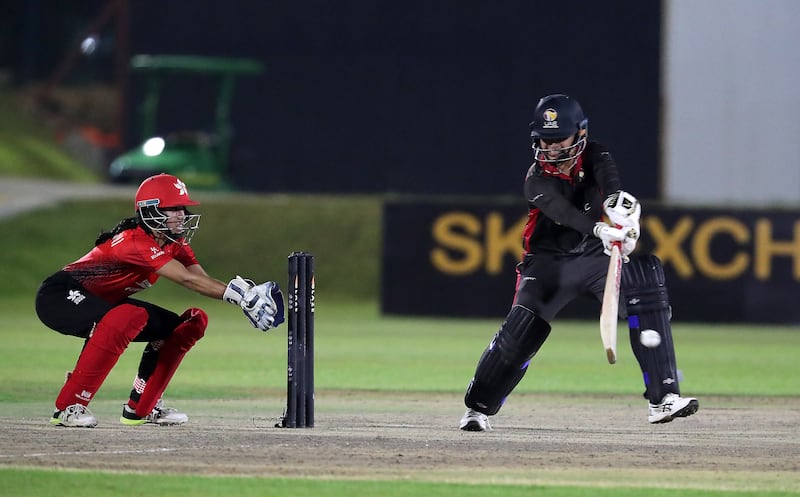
[223,275,255,304]
[224,276,286,332]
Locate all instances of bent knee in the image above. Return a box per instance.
[178,307,208,341]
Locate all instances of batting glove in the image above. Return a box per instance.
[604,190,641,231]
[593,222,638,259]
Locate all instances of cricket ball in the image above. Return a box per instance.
[639,329,662,348]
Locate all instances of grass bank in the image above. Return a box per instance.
[1,194,382,302]
[0,90,99,181]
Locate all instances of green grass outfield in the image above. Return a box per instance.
[2,297,797,401]
[1,195,799,496]
[1,297,798,496]
[1,468,795,497]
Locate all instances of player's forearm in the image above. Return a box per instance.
[527,189,596,234]
[158,261,226,299]
[177,273,227,299]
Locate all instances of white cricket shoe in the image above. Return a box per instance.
[648,393,699,424]
[148,399,188,425]
[51,404,98,428]
[459,408,491,431]
[120,399,188,426]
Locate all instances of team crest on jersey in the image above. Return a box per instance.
[67,289,86,304]
[542,108,559,129]
[150,246,165,260]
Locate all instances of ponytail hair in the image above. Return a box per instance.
[95,217,140,246]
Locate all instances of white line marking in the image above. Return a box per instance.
[1,447,180,459]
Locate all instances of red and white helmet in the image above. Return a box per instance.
[135,173,200,211]
[134,174,201,244]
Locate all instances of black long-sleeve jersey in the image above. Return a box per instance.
[522,141,623,255]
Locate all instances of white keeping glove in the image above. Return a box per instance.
[223,276,254,305]
[240,282,281,331]
[593,222,639,260]
[224,277,285,331]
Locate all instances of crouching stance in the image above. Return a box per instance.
[35,174,284,428]
[462,254,698,430]
[460,94,698,431]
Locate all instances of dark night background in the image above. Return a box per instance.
[3,0,661,197]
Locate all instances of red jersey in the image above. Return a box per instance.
[63,226,199,303]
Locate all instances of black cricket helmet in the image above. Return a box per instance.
[529,94,589,163]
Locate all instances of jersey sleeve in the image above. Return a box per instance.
[586,141,623,198]
[524,169,596,235]
[173,243,200,267]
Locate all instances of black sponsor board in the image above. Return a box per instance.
[382,200,800,324]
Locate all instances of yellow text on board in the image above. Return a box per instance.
[430,211,800,281]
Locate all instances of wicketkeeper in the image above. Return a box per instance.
[460,94,699,431]
[35,173,284,427]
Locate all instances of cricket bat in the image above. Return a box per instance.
[600,241,623,364]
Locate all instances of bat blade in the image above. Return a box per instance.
[600,243,622,364]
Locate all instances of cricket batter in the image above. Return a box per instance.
[459,94,699,431]
[36,173,284,427]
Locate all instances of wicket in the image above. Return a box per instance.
[280,251,315,428]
